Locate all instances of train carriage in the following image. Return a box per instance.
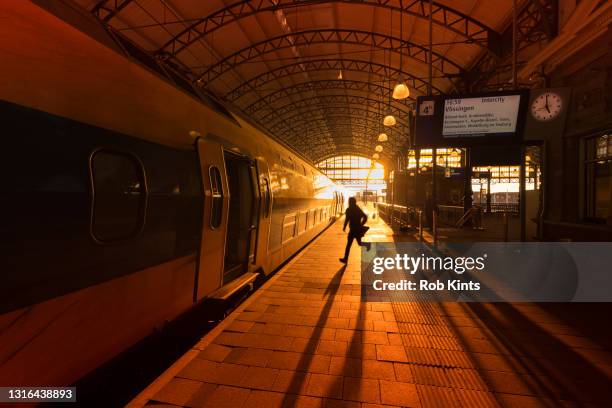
[0,1,345,387]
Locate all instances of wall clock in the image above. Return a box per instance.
[531,91,563,121]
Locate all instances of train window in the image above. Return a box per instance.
[281,157,292,170]
[209,166,224,228]
[307,209,315,229]
[91,150,146,242]
[262,177,271,218]
[282,214,297,244]
[299,211,308,234]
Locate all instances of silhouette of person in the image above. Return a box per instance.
[340,197,371,263]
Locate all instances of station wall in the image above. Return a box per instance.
[545,28,612,241]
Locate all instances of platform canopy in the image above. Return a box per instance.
[80,0,526,164]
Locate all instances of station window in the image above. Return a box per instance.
[209,166,224,228]
[316,155,386,195]
[91,150,146,242]
[407,148,463,170]
[585,133,611,223]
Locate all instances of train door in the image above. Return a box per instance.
[255,158,272,272]
[222,151,258,283]
[195,138,229,300]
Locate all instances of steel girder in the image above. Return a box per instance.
[258,100,410,146]
[277,119,406,144]
[243,79,415,116]
[308,148,392,164]
[285,131,403,158]
[196,29,464,87]
[276,117,409,147]
[251,95,410,132]
[266,105,410,136]
[289,131,397,146]
[282,129,405,155]
[284,126,405,149]
[282,114,408,133]
[91,0,135,22]
[224,58,445,102]
[275,116,408,153]
[269,112,410,153]
[295,139,394,162]
[315,150,391,166]
[314,151,391,165]
[279,134,406,157]
[516,0,557,49]
[155,0,498,59]
[265,110,409,146]
[258,93,411,127]
[465,0,557,92]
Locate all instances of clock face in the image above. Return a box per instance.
[531,92,563,121]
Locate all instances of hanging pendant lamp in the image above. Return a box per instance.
[392,82,410,100]
[375,145,383,153]
[372,153,380,160]
[393,11,410,100]
[383,115,396,126]
[378,133,388,142]
[383,11,397,127]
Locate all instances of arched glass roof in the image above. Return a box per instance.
[81,0,556,163]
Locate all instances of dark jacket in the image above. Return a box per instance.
[344,206,367,231]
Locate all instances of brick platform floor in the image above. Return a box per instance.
[129,212,612,408]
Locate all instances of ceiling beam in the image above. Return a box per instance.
[284,130,402,156]
[266,105,410,136]
[298,140,394,162]
[194,29,464,87]
[90,0,135,22]
[277,118,406,142]
[315,149,391,165]
[257,94,411,130]
[155,0,498,59]
[224,58,445,102]
[465,0,558,92]
[242,78,415,116]
[283,126,404,147]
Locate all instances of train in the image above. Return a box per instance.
[0,1,345,387]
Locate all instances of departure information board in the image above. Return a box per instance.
[442,95,521,138]
[414,90,529,147]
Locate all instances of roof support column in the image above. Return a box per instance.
[428,0,438,237]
